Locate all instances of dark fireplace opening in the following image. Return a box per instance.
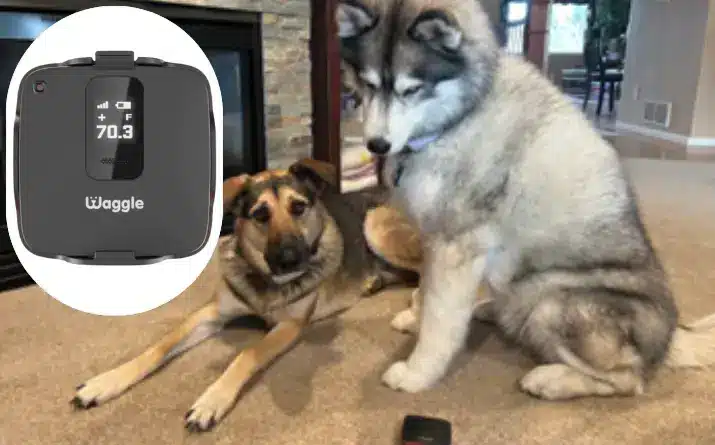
[0,0,267,291]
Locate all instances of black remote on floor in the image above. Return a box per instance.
[401,415,452,445]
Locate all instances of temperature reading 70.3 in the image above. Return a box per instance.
[96,124,134,140]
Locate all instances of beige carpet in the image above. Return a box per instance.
[1,158,715,445]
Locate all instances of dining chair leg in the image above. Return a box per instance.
[597,79,606,116]
[608,81,616,114]
[582,76,592,111]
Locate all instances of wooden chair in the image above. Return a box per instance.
[582,31,624,116]
[597,57,624,116]
[582,32,601,112]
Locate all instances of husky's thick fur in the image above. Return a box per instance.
[71,159,418,431]
[337,0,715,399]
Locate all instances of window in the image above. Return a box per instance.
[505,1,528,55]
[548,4,589,54]
[508,2,528,22]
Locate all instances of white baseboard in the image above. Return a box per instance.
[615,121,688,144]
[615,121,715,150]
[687,137,715,148]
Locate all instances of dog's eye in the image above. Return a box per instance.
[250,206,271,223]
[401,84,423,97]
[363,81,378,92]
[290,201,308,216]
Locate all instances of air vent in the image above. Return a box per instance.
[643,101,671,128]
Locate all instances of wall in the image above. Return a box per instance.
[692,1,715,139]
[156,0,313,168]
[619,0,711,138]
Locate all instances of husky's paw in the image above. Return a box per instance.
[519,364,615,400]
[390,308,419,334]
[185,383,237,433]
[472,298,495,323]
[71,368,134,409]
[381,361,434,393]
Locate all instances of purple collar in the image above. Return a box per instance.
[405,133,440,152]
[392,133,440,187]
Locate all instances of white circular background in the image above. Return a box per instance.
[5,6,224,316]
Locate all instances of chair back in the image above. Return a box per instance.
[583,28,602,73]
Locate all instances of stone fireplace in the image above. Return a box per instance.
[157,0,314,169]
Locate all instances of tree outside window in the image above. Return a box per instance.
[548,4,590,54]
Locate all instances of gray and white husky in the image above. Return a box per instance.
[337,0,715,399]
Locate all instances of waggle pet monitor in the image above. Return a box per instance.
[14,51,216,265]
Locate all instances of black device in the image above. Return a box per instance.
[13,51,215,265]
[401,415,452,445]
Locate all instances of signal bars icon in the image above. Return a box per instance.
[97,101,109,109]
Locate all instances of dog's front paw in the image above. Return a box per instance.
[71,368,134,409]
[390,308,419,334]
[185,383,238,433]
[381,361,434,393]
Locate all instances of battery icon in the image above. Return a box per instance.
[115,101,132,110]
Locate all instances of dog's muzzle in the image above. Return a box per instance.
[265,235,310,275]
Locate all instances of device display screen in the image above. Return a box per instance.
[86,76,144,180]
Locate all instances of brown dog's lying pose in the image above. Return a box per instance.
[71,159,421,432]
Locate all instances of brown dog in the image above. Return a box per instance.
[71,158,421,432]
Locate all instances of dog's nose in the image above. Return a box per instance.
[278,246,301,270]
[366,137,391,155]
[265,235,308,274]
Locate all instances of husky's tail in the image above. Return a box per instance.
[665,313,715,368]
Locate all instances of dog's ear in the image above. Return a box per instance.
[289,158,337,195]
[336,1,377,38]
[408,10,463,53]
[222,174,251,214]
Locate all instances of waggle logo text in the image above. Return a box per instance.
[85,196,144,213]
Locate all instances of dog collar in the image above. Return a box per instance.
[392,133,440,187]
